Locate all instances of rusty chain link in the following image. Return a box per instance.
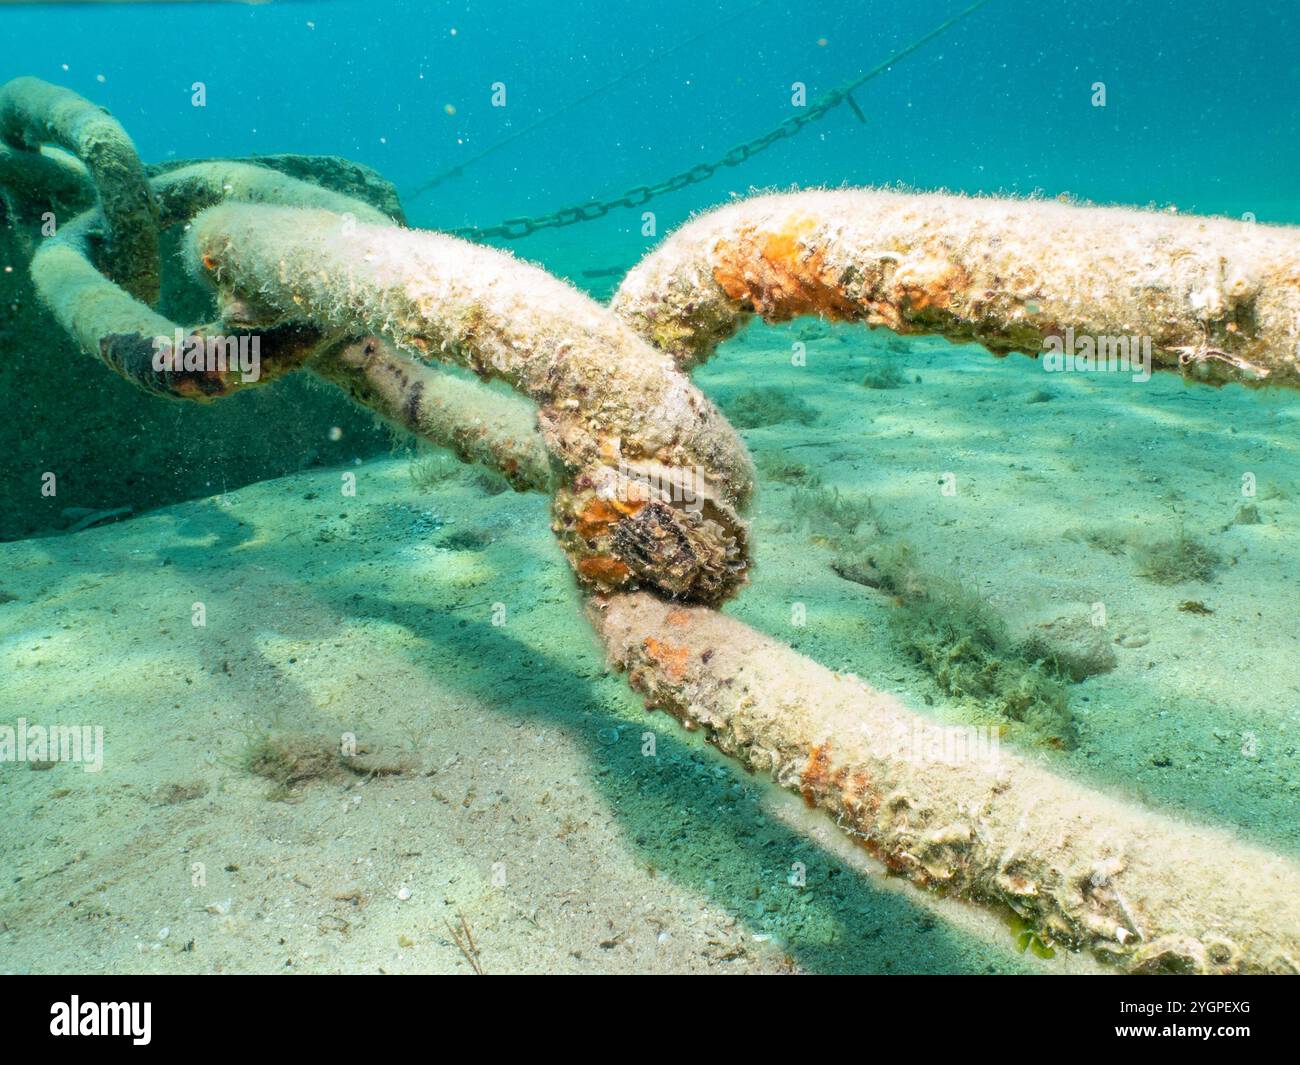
[12,15,1300,972]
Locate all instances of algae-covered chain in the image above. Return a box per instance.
[593,593,1300,975]
[1,79,756,605]
[185,202,755,604]
[5,76,1300,974]
[612,188,1300,388]
[0,77,160,304]
[600,190,1300,973]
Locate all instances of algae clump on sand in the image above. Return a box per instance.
[721,386,819,429]
[887,577,1077,750]
[775,481,1078,747]
[1134,529,1222,585]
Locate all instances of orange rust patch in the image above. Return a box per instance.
[712,217,860,322]
[800,743,832,807]
[664,608,692,627]
[577,556,630,586]
[609,494,647,517]
[173,377,209,399]
[643,636,691,682]
[201,254,219,271]
[575,498,625,538]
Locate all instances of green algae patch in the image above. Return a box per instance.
[1135,530,1222,585]
[721,386,819,429]
[1005,911,1058,959]
[888,577,1077,750]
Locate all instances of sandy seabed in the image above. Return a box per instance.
[1,322,1296,974]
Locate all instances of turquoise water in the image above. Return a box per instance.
[9,0,1300,250]
[2,1,1298,976]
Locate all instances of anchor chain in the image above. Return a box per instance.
[443,0,996,242]
[7,69,1300,974]
[446,97,836,241]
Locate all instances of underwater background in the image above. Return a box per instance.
[0,0,1297,974]
[8,0,1300,240]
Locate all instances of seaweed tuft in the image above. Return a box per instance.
[757,452,823,487]
[409,450,464,492]
[721,386,819,429]
[238,730,344,801]
[889,579,1077,749]
[789,486,882,544]
[1135,530,1222,585]
[861,360,907,390]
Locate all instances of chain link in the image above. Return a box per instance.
[446,0,992,243]
[448,101,828,242]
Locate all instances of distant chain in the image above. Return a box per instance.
[446,95,839,242]
[444,0,994,243]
